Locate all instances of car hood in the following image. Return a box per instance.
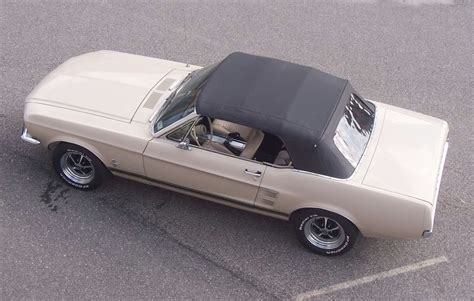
[363,103,449,204]
[26,50,192,122]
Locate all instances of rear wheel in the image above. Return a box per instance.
[292,209,358,256]
[52,143,108,190]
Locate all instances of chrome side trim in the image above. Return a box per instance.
[109,168,289,221]
[21,128,40,145]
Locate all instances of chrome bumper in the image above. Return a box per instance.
[423,141,449,239]
[422,230,433,238]
[21,128,40,145]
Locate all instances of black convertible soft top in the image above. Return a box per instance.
[196,52,357,178]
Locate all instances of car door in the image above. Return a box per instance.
[142,125,266,206]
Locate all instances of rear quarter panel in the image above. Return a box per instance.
[258,167,429,239]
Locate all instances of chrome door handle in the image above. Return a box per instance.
[244,169,262,177]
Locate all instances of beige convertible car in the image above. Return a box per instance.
[22,51,449,255]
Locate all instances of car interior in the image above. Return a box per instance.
[172,116,293,167]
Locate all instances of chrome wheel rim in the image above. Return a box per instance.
[59,151,95,185]
[303,216,345,250]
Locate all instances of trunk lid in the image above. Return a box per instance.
[363,104,449,204]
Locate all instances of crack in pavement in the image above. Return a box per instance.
[105,198,281,300]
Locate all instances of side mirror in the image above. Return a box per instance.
[176,138,191,150]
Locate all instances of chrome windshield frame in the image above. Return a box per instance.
[150,109,198,138]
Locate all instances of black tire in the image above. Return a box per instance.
[292,209,358,256]
[52,143,108,190]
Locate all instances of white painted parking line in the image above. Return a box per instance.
[295,256,448,301]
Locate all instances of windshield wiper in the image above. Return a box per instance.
[168,71,194,92]
[148,72,194,123]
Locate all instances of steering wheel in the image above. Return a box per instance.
[191,116,213,147]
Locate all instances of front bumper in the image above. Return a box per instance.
[21,128,40,144]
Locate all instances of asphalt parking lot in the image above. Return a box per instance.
[1,0,472,299]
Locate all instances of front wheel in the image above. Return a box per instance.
[292,209,358,256]
[52,143,108,190]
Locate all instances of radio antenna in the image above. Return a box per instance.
[184,5,190,67]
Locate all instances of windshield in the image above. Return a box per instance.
[153,64,216,133]
[333,94,375,167]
